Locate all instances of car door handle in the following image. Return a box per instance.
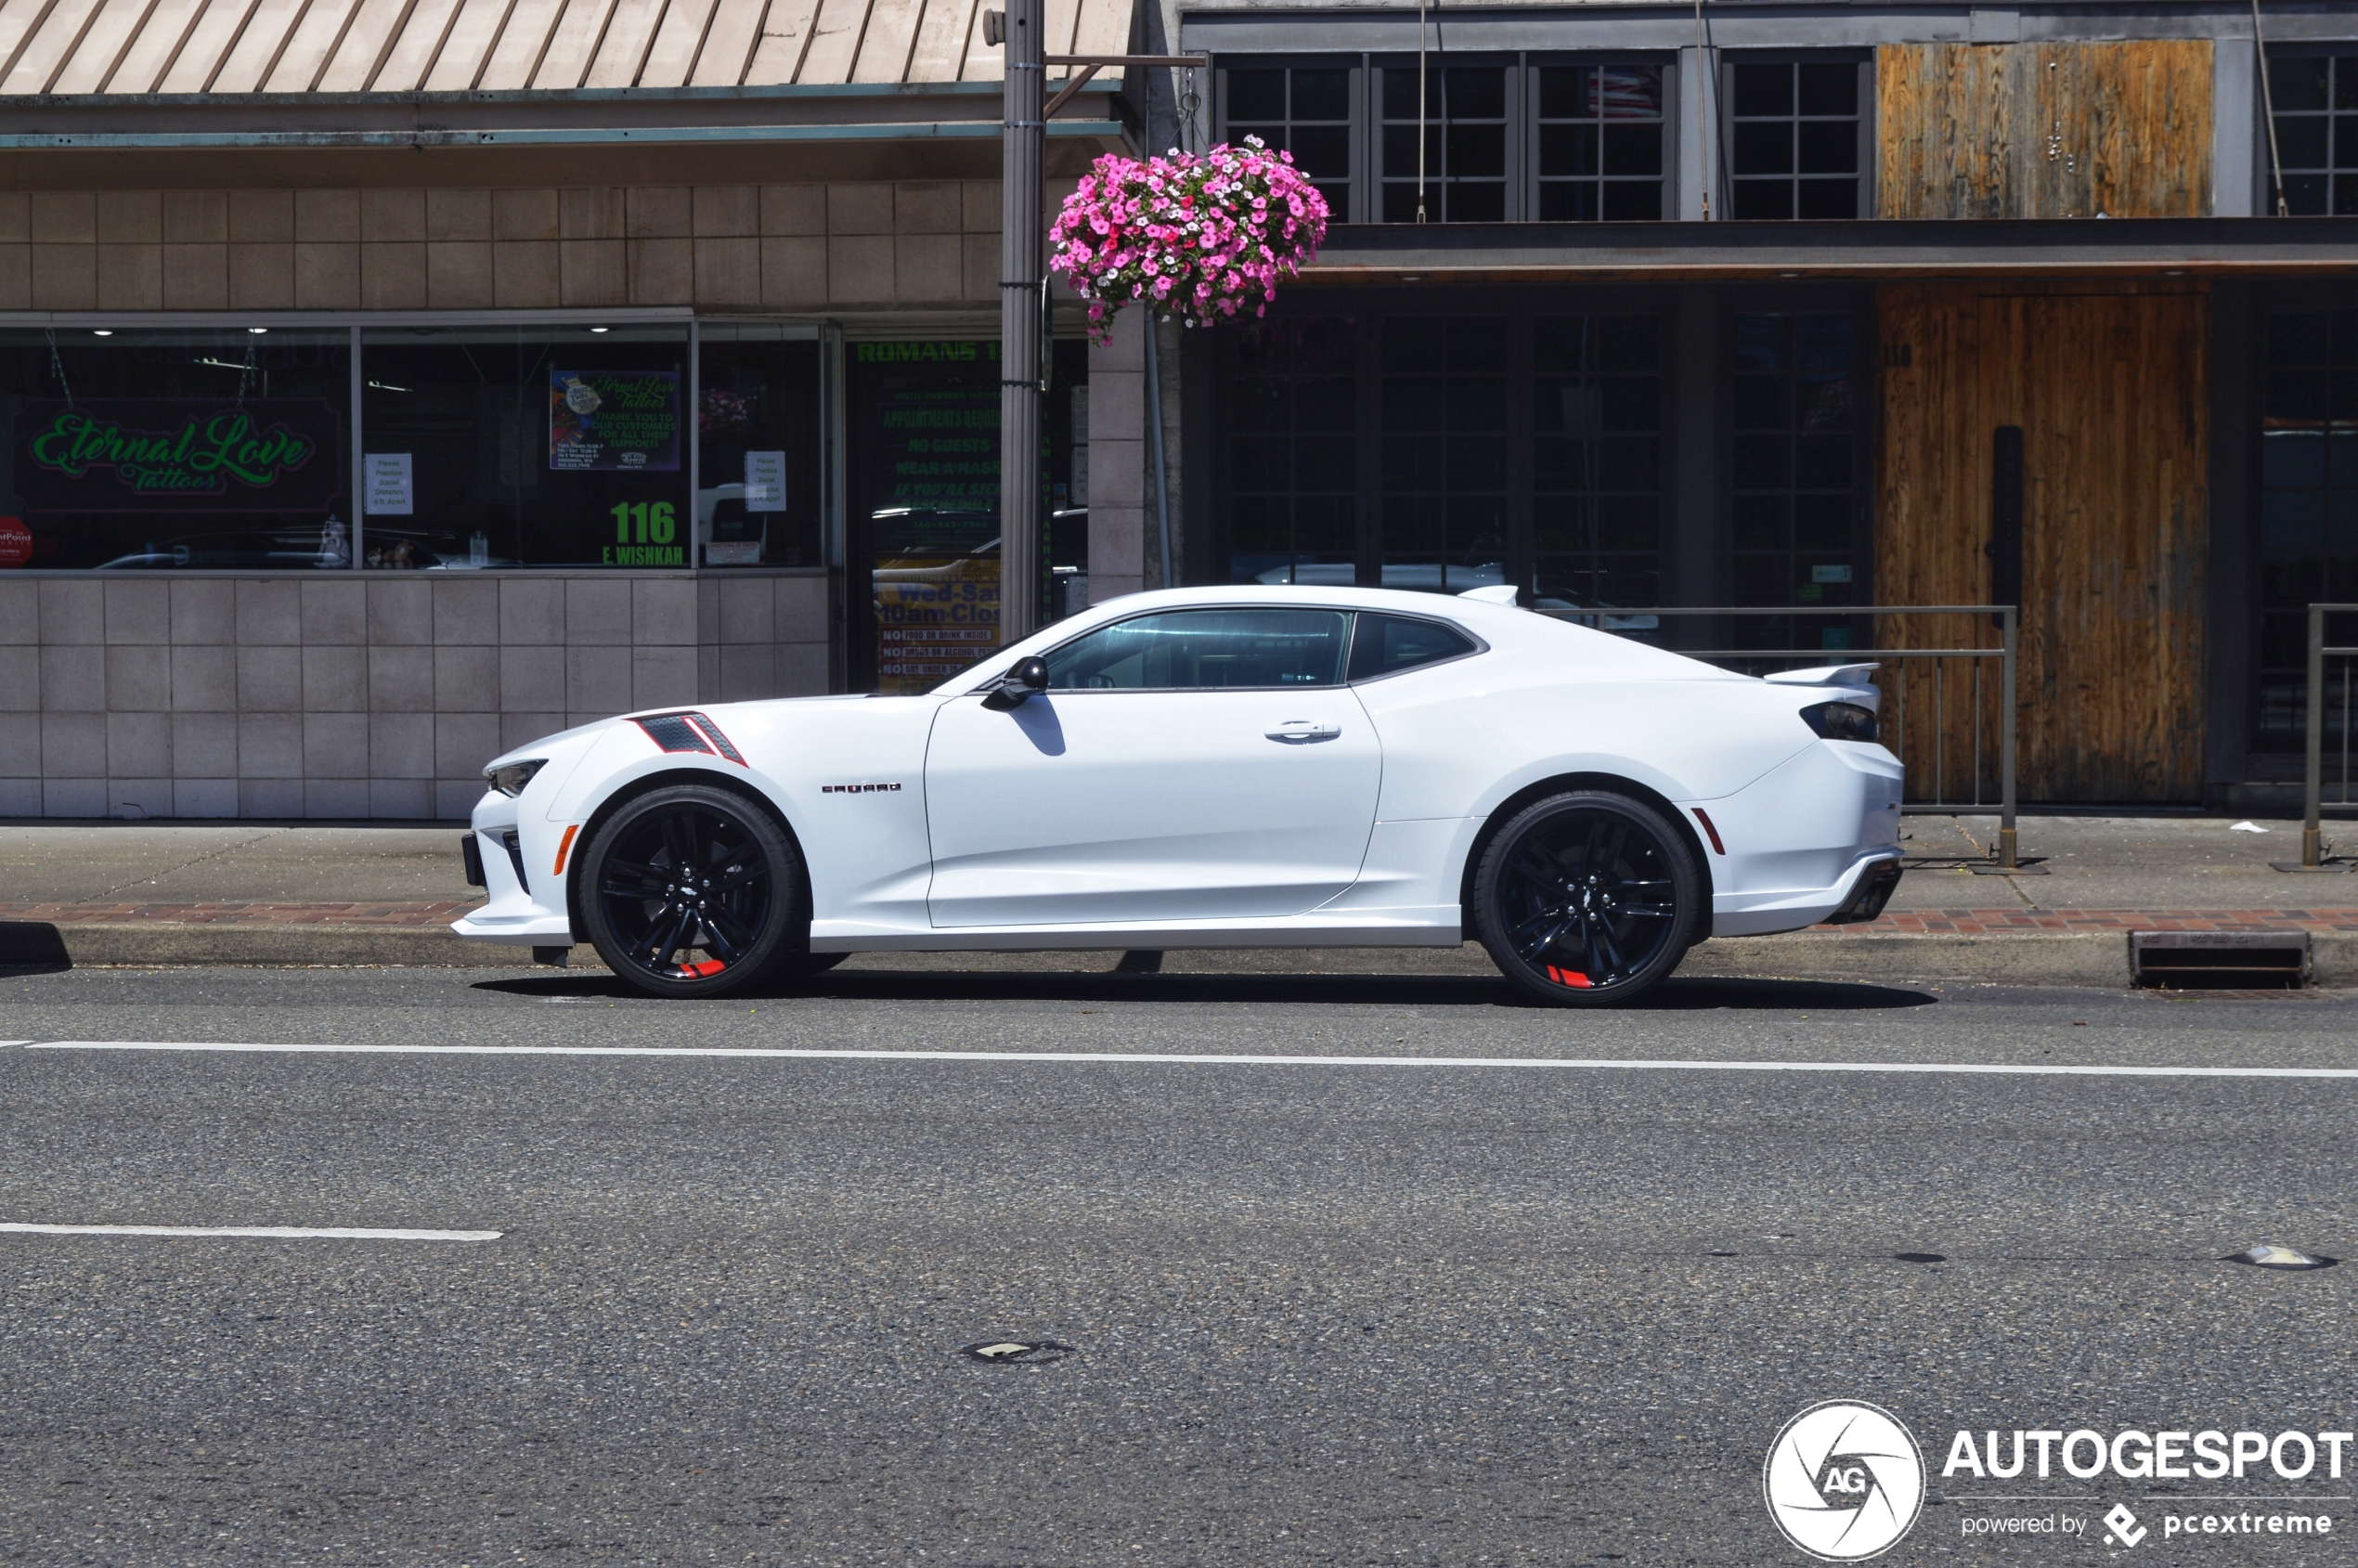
[1265,720,1341,744]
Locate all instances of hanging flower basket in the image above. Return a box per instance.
[1049,138,1329,345]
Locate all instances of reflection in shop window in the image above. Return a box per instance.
[851,341,1004,694]
[360,325,688,568]
[1532,315,1661,613]
[0,328,350,570]
[2256,309,2358,749]
[696,327,822,567]
[1731,313,1860,651]
[1226,317,1357,588]
[1382,316,1509,593]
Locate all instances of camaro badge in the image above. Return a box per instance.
[822,783,902,794]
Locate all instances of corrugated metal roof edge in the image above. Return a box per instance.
[0,81,1113,108]
[0,119,1128,147]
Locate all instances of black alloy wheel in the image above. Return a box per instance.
[578,784,805,998]
[1471,790,1701,1005]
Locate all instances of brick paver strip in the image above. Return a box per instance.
[1,901,2353,935]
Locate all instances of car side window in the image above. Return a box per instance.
[1040,609,1354,690]
[1347,614,1479,681]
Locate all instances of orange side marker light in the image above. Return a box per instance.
[552,823,580,876]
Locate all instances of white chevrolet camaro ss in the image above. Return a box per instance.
[456,585,1904,1004]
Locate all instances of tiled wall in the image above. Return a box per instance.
[0,572,829,821]
[0,181,1039,311]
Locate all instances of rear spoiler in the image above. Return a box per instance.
[1762,664,1880,688]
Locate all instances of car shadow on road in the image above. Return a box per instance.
[473,970,1937,1011]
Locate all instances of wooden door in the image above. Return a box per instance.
[1877,282,2209,802]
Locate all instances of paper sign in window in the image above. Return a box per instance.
[364,453,413,515]
[743,450,787,512]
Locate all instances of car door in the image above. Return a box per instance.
[923,606,1381,927]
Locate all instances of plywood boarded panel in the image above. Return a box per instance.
[1876,281,2209,802]
[1878,41,2212,219]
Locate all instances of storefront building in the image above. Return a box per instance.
[0,0,1153,818]
[9,0,2356,818]
[1173,0,2358,806]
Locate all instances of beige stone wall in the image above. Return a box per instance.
[0,572,830,821]
[0,181,1017,313]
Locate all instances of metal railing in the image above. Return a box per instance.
[1537,603,2025,871]
[2293,603,2358,869]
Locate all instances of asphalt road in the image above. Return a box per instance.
[1,965,2353,1567]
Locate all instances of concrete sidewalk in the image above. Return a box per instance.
[0,814,2352,985]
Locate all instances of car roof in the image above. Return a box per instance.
[933,584,1724,694]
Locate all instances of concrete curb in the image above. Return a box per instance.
[4,919,2352,988]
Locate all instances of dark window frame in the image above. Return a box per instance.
[1215,58,1364,223]
[1213,52,1678,224]
[1718,51,1874,221]
[2263,44,2358,217]
[1211,288,1679,609]
[2250,285,2358,753]
[1717,289,1878,653]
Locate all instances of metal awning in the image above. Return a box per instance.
[1303,218,2358,280]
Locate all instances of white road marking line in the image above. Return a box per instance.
[0,1224,499,1241]
[0,1041,30,1049]
[20,1041,2358,1079]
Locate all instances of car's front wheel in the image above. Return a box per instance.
[579,784,804,998]
[1471,790,1701,1006]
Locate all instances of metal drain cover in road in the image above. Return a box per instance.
[961,1339,1074,1364]
[2237,1244,2335,1270]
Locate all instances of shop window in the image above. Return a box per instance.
[0,328,349,569]
[1534,64,1668,221]
[2255,309,2358,749]
[2268,53,2358,215]
[1727,58,1868,220]
[1377,316,1509,589]
[1226,316,1358,588]
[695,327,822,567]
[1217,306,1665,607]
[1532,315,1661,611]
[1381,316,1509,590]
[1222,63,1356,220]
[1730,313,1861,650]
[849,340,1004,694]
[1380,64,1512,222]
[359,326,688,569]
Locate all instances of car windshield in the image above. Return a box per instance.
[1039,608,1353,689]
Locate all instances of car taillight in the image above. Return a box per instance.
[1800,700,1878,743]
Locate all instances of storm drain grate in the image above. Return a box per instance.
[2131,931,2309,991]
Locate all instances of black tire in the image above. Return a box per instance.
[1471,790,1702,1006]
[578,784,804,998]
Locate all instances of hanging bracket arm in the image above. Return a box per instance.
[1041,54,1208,120]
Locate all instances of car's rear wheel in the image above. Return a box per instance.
[1471,790,1700,1006]
[579,784,802,998]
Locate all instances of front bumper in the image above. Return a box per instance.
[451,791,576,946]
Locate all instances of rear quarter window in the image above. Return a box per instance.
[1348,615,1480,681]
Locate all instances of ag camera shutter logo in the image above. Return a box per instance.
[1764,1401,1927,1561]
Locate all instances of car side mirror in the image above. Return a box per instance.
[983,655,1050,709]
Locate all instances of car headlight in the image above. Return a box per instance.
[1799,701,1878,743]
[485,758,548,797]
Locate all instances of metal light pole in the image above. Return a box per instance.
[997,0,1046,643]
[991,10,1204,642]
